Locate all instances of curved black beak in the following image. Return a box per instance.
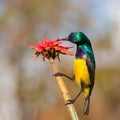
[59,37,69,41]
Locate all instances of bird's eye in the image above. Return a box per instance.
[69,33,74,41]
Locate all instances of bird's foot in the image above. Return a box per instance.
[53,72,64,77]
[65,99,75,105]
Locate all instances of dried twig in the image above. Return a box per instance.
[49,57,80,120]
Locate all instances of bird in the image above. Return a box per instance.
[54,32,96,115]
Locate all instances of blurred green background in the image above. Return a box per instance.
[0,0,120,120]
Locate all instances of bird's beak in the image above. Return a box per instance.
[59,37,69,41]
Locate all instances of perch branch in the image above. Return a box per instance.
[49,57,80,120]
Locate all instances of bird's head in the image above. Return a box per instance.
[61,32,91,46]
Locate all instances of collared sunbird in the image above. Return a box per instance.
[54,32,96,115]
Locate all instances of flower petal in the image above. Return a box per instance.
[29,35,74,60]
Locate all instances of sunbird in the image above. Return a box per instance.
[55,32,96,115]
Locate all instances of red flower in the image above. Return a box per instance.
[29,35,74,61]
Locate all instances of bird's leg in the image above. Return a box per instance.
[84,96,90,115]
[65,89,83,105]
[53,72,75,81]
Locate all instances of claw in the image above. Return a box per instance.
[53,72,64,77]
[65,99,75,105]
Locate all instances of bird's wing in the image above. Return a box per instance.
[86,57,95,87]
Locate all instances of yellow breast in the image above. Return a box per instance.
[74,57,90,86]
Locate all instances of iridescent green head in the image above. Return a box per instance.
[61,32,95,68]
[63,32,91,46]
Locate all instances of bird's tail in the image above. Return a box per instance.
[84,97,90,115]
